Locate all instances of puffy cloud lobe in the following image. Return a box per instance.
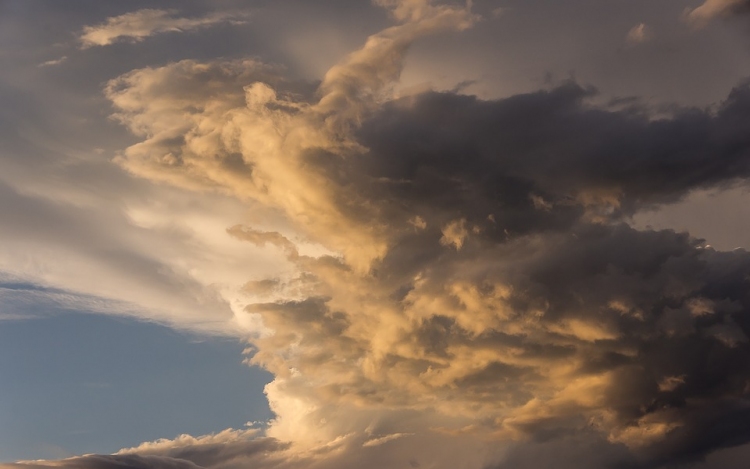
[247,224,750,461]
[79,9,246,48]
[40,0,750,467]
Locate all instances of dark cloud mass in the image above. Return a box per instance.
[355,82,750,231]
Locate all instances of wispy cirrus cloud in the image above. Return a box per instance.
[79,9,246,48]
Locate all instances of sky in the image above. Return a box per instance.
[3,0,750,468]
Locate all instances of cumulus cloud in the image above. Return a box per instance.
[79,9,245,48]
[11,0,750,468]
[684,0,750,27]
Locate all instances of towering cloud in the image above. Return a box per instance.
[7,0,750,468]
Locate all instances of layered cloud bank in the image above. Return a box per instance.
[7,0,750,468]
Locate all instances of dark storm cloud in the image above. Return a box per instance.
[354,82,750,238]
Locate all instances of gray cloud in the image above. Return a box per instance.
[356,82,750,227]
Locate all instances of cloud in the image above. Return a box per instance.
[0,425,495,469]
[626,23,650,44]
[106,1,476,273]
[103,59,750,469]
[92,0,750,460]
[684,0,750,27]
[361,432,412,447]
[0,162,293,335]
[112,429,290,469]
[37,56,67,67]
[10,0,750,468]
[227,226,299,260]
[79,9,245,48]
[0,273,145,319]
[6,454,205,469]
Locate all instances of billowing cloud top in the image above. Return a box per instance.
[6,0,750,468]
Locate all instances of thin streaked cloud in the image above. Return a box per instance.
[79,9,247,48]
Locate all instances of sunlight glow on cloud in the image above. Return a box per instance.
[5,0,750,468]
[87,0,750,466]
[79,9,246,48]
[684,0,749,27]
